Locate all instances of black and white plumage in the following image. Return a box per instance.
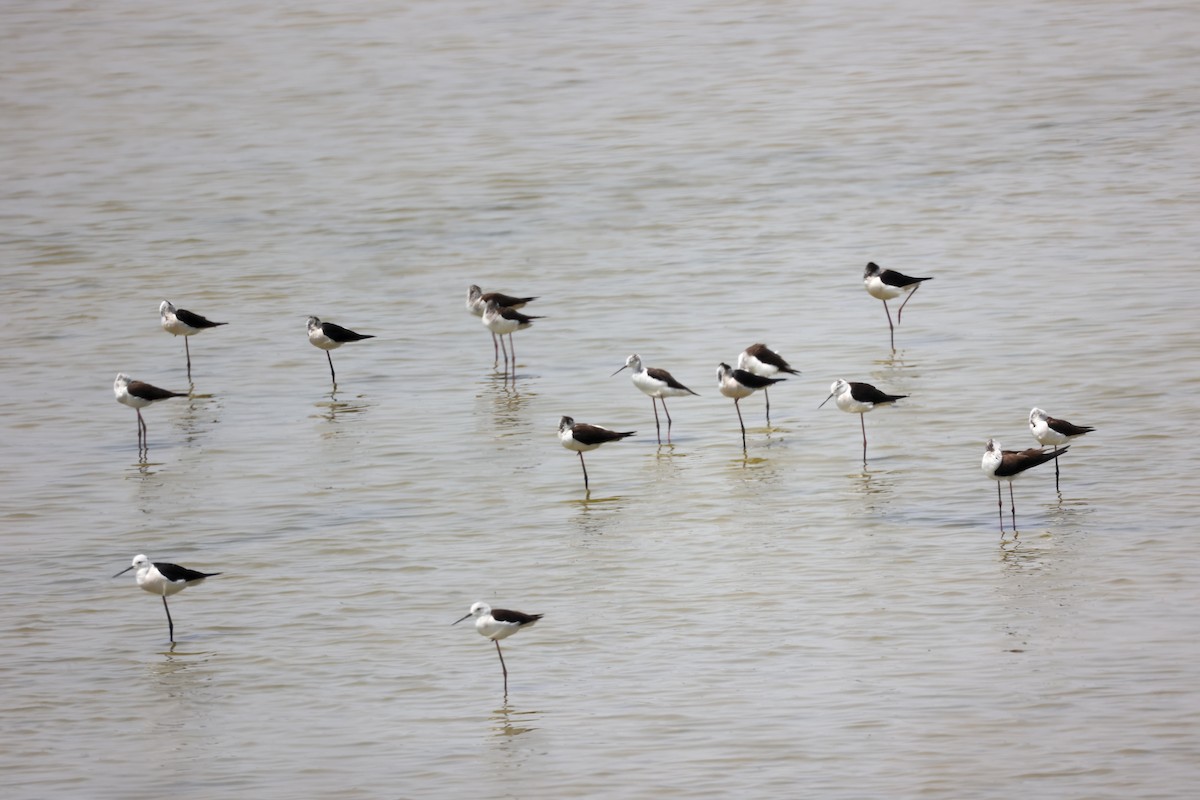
[481,299,544,378]
[307,316,375,386]
[467,285,538,364]
[863,262,932,349]
[716,362,787,449]
[818,379,907,463]
[160,300,227,378]
[113,554,220,643]
[1029,408,1095,491]
[558,415,636,491]
[113,373,187,451]
[981,439,1069,533]
[611,354,699,444]
[737,344,800,426]
[454,601,543,696]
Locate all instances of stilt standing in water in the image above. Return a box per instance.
[818,379,906,464]
[611,354,698,444]
[737,343,800,425]
[113,373,187,451]
[467,285,537,364]
[454,601,543,696]
[160,300,227,379]
[863,262,932,349]
[981,439,1069,533]
[307,316,374,388]
[114,554,220,643]
[557,416,635,492]
[1029,407,1094,491]
[481,299,543,380]
[716,362,786,450]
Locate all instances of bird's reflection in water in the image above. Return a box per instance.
[850,467,895,513]
[491,703,540,739]
[144,646,216,733]
[312,393,373,425]
[177,390,220,447]
[570,493,628,540]
[479,374,536,435]
[127,455,163,476]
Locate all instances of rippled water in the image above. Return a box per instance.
[3,1,1199,797]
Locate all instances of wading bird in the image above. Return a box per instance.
[557,416,635,492]
[454,601,543,696]
[716,362,787,450]
[114,554,220,643]
[737,343,800,425]
[466,285,537,364]
[981,439,1069,533]
[818,379,906,463]
[863,262,932,349]
[307,316,374,387]
[113,373,187,451]
[1029,407,1094,491]
[160,299,226,379]
[611,354,698,444]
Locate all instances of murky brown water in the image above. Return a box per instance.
[2,1,1199,797]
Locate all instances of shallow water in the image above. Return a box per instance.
[2,1,1199,797]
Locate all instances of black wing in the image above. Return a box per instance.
[744,344,799,374]
[155,561,221,582]
[491,608,543,625]
[848,382,905,404]
[645,367,698,394]
[484,292,537,308]
[880,269,932,288]
[572,423,636,445]
[499,307,544,323]
[322,322,375,342]
[128,380,187,401]
[997,446,1068,477]
[175,308,227,328]
[1047,417,1094,437]
[733,369,786,389]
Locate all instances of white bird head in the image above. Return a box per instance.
[558,416,576,433]
[819,379,849,408]
[611,354,641,377]
[453,601,491,625]
[114,373,132,392]
[113,553,151,579]
[1029,408,1048,426]
[160,300,176,318]
[306,316,322,333]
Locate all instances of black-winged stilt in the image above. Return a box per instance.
[611,354,698,444]
[716,362,786,450]
[453,601,542,696]
[557,416,635,492]
[818,379,906,463]
[466,285,537,364]
[737,343,800,425]
[113,373,187,451]
[160,300,226,379]
[1029,408,1094,491]
[481,299,543,380]
[306,316,374,387]
[982,439,1069,533]
[863,262,932,349]
[114,554,220,643]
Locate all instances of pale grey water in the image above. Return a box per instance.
[2,1,1199,798]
